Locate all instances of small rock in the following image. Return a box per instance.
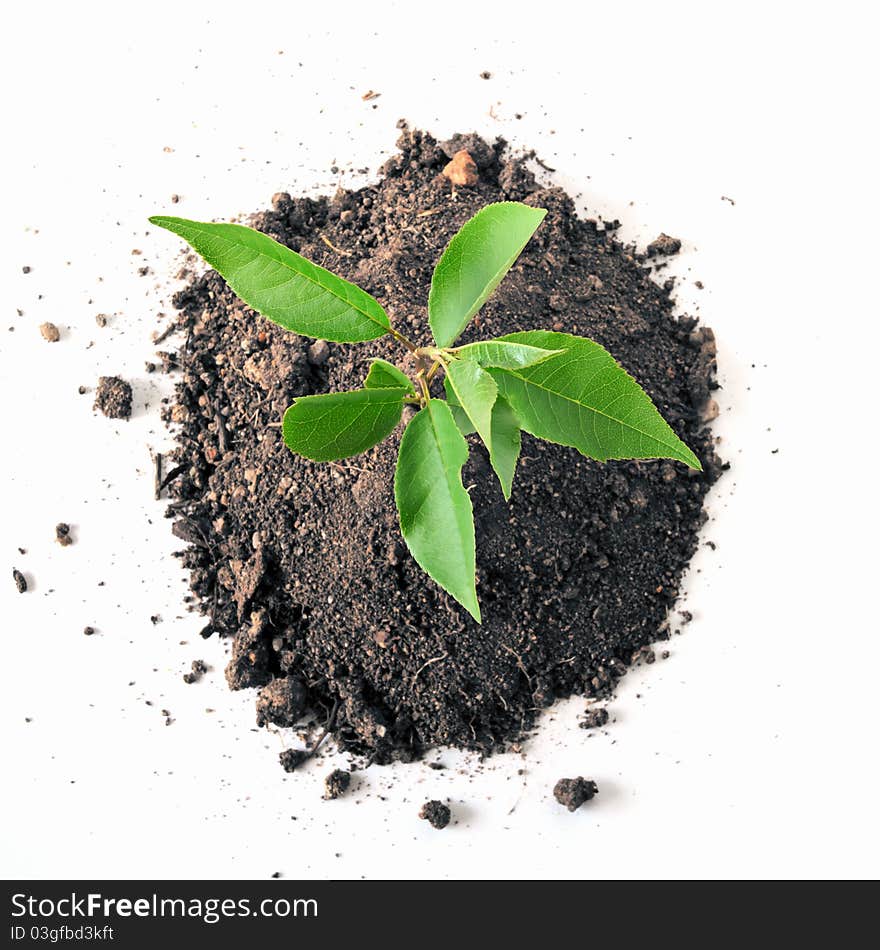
[553,777,598,811]
[83,626,96,637]
[39,322,60,343]
[442,150,479,187]
[700,398,720,423]
[95,313,109,328]
[307,339,330,365]
[13,568,27,593]
[419,800,451,829]
[323,769,351,799]
[646,233,682,257]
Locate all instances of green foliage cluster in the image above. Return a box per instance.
[152,202,699,622]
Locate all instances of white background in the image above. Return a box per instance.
[2,0,878,880]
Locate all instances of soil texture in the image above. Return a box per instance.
[161,127,722,767]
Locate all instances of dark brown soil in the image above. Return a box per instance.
[55,523,73,547]
[553,777,598,811]
[323,769,351,799]
[419,800,451,829]
[94,376,132,419]
[161,127,722,768]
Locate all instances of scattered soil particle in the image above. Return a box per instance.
[323,769,351,799]
[553,777,598,811]
[580,707,609,730]
[183,659,208,684]
[94,376,132,419]
[39,322,60,342]
[13,568,27,593]
[419,800,451,829]
[22,265,32,274]
[95,313,109,328]
[480,71,492,80]
[55,523,73,547]
[83,626,96,636]
[646,233,682,257]
[161,128,721,769]
[279,749,308,772]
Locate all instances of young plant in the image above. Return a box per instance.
[150,202,700,622]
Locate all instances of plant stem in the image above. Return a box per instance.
[389,326,418,353]
[425,359,443,383]
[417,373,431,406]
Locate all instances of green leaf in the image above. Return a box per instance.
[445,359,498,453]
[490,331,702,469]
[488,397,522,500]
[452,339,564,370]
[282,388,407,462]
[394,399,479,622]
[149,216,391,343]
[364,358,415,394]
[443,377,476,436]
[444,364,522,499]
[428,202,547,347]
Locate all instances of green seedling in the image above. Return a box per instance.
[150,202,700,622]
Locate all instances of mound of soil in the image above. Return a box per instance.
[162,127,722,765]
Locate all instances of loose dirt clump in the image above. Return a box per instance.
[94,376,132,419]
[55,523,73,547]
[323,769,351,799]
[419,800,451,829]
[39,322,60,343]
[161,127,722,768]
[553,777,598,811]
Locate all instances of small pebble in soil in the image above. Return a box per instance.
[553,777,599,812]
[95,313,109,328]
[83,626,96,637]
[183,659,208,684]
[94,376,132,419]
[55,523,73,547]
[39,322,60,342]
[580,707,609,730]
[279,749,308,773]
[419,800,451,829]
[323,769,351,799]
[13,568,28,593]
